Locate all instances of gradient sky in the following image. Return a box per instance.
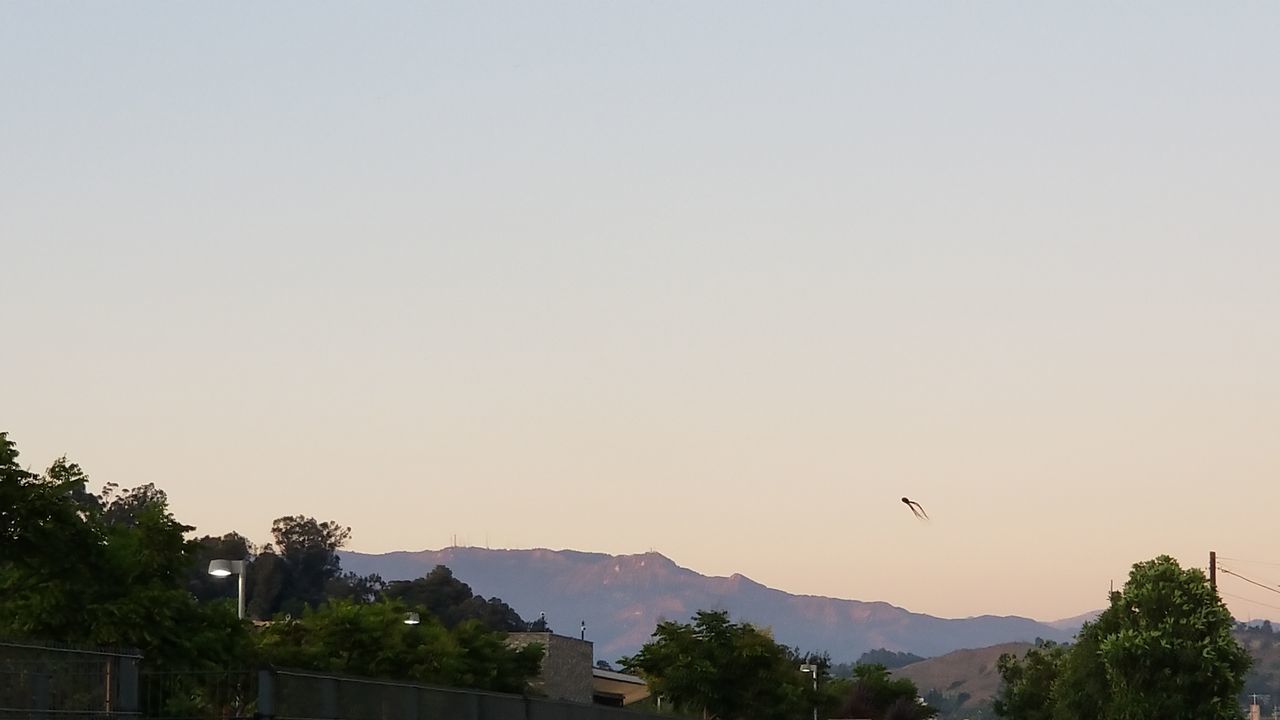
[4,3,1279,623]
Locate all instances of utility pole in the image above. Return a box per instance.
[1249,694,1269,720]
[1210,551,1217,590]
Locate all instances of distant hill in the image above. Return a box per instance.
[340,547,1074,662]
[1044,609,1101,634]
[894,626,1280,719]
[893,642,1032,719]
[1238,625,1280,704]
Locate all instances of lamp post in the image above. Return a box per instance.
[403,612,421,625]
[208,559,246,620]
[800,663,818,720]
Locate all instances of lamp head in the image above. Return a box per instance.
[208,559,245,577]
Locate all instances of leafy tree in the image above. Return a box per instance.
[921,688,973,719]
[996,555,1250,720]
[253,599,542,693]
[98,482,170,527]
[1050,607,1117,720]
[0,436,249,669]
[836,664,935,720]
[2,432,553,697]
[992,640,1065,720]
[0,434,100,575]
[326,570,386,604]
[448,617,545,693]
[246,549,288,619]
[620,610,813,720]
[383,566,526,631]
[857,649,927,670]
[253,515,352,615]
[44,455,102,513]
[1092,556,1249,720]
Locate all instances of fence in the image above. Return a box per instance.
[0,640,141,720]
[260,669,661,720]
[2,647,666,720]
[139,670,256,720]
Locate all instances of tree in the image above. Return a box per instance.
[383,566,527,631]
[0,436,249,669]
[1092,556,1249,720]
[325,570,386,604]
[995,555,1251,720]
[992,640,1065,720]
[836,664,935,720]
[266,515,352,615]
[856,649,927,670]
[620,610,813,720]
[0,434,100,574]
[2,432,546,696]
[1050,606,1117,720]
[448,618,545,693]
[253,599,543,693]
[246,550,288,619]
[99,482,170,527]
[44,455,101,513]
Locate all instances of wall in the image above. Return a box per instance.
[506,632,593,704]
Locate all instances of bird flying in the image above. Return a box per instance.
[901,497,928,520]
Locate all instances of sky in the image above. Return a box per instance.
[3,2,1279,623]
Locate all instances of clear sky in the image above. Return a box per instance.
[4,3,1279,623]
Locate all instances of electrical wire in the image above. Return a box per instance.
[1217,566,1280,597]
[1217,556,1280,568]
[1219,591,1280,613]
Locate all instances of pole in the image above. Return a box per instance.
[1210,551,1217,591]
[237,570,246,620]
[811,672,818,720]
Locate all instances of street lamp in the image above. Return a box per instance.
[207,559,246,620]
[403,612,421,625]
[800,663,818,720]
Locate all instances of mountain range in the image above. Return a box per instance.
[340,547,1081,663]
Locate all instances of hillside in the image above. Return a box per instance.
[894,642,1031,703]
[1043,609,1099,633]
[340,547,1074,662]
[893,642,1032,719]
[1239,625,1280,703]
[894,626,1280,719]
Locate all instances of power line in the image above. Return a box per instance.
[1220,591,1280,613]
[1218,556,1280,568]
[1217,566,1280,597]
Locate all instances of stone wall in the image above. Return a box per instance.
[506,632,593,703]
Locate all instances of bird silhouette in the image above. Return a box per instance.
[901,497,928,520]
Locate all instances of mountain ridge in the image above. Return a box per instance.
[339,546,1076,663]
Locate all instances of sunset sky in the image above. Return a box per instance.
[4,3,1278,623]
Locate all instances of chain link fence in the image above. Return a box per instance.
[2,643,661,720]
[261,670,658,720]
[0,640,141,720]
[139,670,256,720]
